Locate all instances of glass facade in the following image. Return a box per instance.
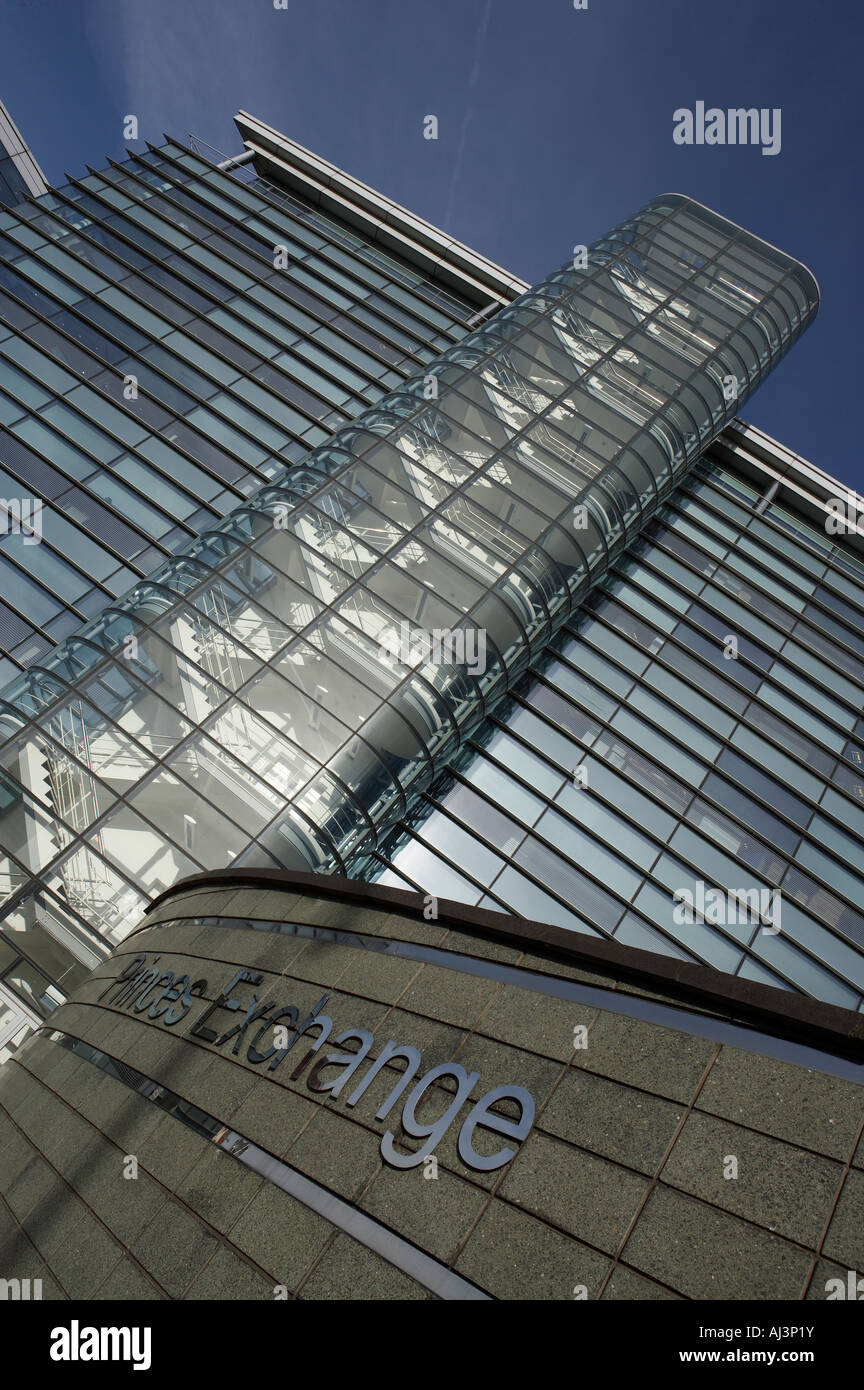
[0,100,48,210]
[3,124,854,1057]
[367,447,864,1008]
[0,140,476,683]
[0,132,486,1049]
[0,154,35,210]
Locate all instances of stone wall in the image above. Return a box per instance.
[1,877,862,1300]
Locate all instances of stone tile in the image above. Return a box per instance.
[212,889,276,921]
[288,939,368,989]
[241,889,303,922]
[120,923,169,951]
[185,1054,257,1121]
[50,1215,125,1298]
[7,1081,66,1139]
[13,1040,65,1084]
[140,924,207,954]
[154,1045,230,1100]
[370,1008,466,1073]
[74,1149,167,1246]
[622,1186,812,1299]
[21,1180,87,1262]
[284,1108,382,1201]
[93,1256,166,1295]
[136,1115,211,1188]
[0,1227,36,1273]
[0,1120,36,1192]
[540,1069,683,1174]
[601,1265,682,1299]
[72,1074,128,1127]
[442,930,523,965]
[571,1010,716,1102]
[478,982,597,1062]
[452,1033,564,1113]
[299,1233,426,1300]
[229,1082,319,1158]
[455,1199,610,1300]
[0,1063,40,1114]
[177,1148,264,1232]
[140,1038,216,1094]
[37,1106,100,1175]
[45,1003,90,1037]
[360,1163,487,1263]
[132,1201,220,1298]
[822,1170,864,1272]
[4,1154,60,1224]
[353,905,404,936]
[53,1122,109,1188]
[93,1258,166,1300]
[227,1186,334,1288]
[696,1047,864,1160]
[85,1088,164,1155]
[287,898,385,932]
[661,1110,843,1247]
[71,1071,131,1134]
[0,1204,17,1253]
[96,1016,135,1058]
[330,946,423,1004]
[49,1061,105,1114]
[29,1271,70,1300]
[120,1025,176,1079]
[376,912,448,946]
[65,980,113,1010]
[317,989,391,1039]
[398,963,500,1029]
[176,891,244,920]
[0,1236,66,1300]
[234,935,312,978]
[185,1244,276,1300]
[32,1048,83,1093]
[201,978,328,1051]
[160,889,234,919]
[500,1132,649,1253]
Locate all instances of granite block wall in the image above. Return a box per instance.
[1,879,862,1301]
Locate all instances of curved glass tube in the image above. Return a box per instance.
[0,194,819,921]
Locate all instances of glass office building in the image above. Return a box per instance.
[0,110,512,1058]
[0,121,495,685]
[0,100,47,212]
[2,108,862,1077]
[368,425,864,1009]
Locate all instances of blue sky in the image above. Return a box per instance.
[1,0,861,489]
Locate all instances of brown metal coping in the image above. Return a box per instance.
[144,869,864,1061]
